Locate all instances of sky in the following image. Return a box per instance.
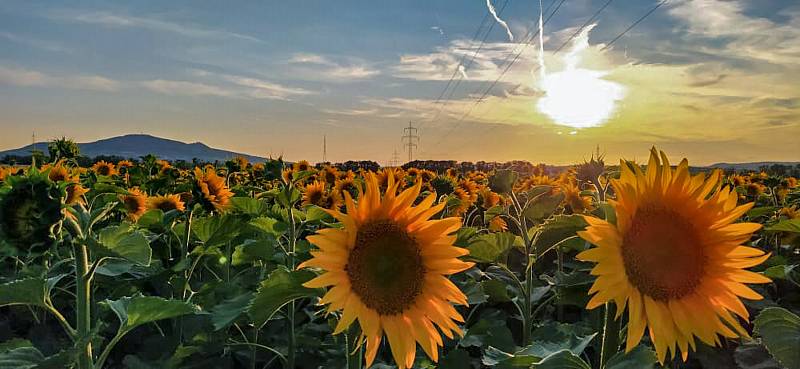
[0,0,798,165]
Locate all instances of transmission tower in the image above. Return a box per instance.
[402,121,419,163]
[322,135,327,163]
[388,149,401,167]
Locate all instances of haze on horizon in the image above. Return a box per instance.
[1,0,798,166]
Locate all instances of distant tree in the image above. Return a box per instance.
[30,149,47,168]
[47,137,80,163]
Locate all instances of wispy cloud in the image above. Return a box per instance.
[0,66,120,91]
[0,32,72,53]
[49,10,262,42]
[288,53,380,81]
[139,79,234,97]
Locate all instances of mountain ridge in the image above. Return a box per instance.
[0,134,266,163]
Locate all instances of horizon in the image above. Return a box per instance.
[1,1,799,165]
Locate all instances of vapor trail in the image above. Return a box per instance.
[486,0,514,42]
[536,0,546,81]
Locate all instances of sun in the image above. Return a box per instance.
[537,68,625,128]
[535,24,625,128]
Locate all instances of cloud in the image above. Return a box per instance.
[221,74,314,100]
[0,66,120,91]
[49,10,261,42]
[288,53,380,81]
[140,80,234,97]
[667,0,800,65]
[0,32,72,53]
[322,108,379,116]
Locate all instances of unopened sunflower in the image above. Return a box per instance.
[300,174,473,369]
[577,148,770,363]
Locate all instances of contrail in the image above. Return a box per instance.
[458,64,469,80]
[536,0,546,82]
[486,0,514,42]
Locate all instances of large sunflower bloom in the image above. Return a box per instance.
[147,194,186,213]
[300,174,473,369]
[577,148,771,363]
[120,188,148,221]
[194,167,234,212]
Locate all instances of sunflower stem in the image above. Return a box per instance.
[75,242,94,369]
[599,302,620,367]
[345,324,363,369]
[286,190,298,369]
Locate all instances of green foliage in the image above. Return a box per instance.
[754,307,800,369]
[248,266,322,327]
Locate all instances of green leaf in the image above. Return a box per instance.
[106,295,198,332]
[248,266,322,327]
[766,219,800,233]
[733,342,783,369]
[0,347,44,369]
[533,215,588,256]
[467,232,520,263]
[482,279,512,302]
[532,350,591,369]
[136,209,165,229]
[454,227,479,247]
[192,215,244,248]
[230,197,269,216]
[232,238,276,266]
[305,206,332,222]
[97,224,152,266]
[0,278,46,307]
[754,307,800,369]
[748,206,777,219]
[489,169,518,194]
[462,315,516,352]
[524,192,565,222]
[524,322,597,359]
[210,293,254,331]
[605,345,658,369]
[248,217,286,237]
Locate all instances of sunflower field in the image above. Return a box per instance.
[0,148,799,369]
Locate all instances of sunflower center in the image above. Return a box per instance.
[346,220,425,315]
[621,206,706,301]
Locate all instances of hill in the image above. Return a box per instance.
[0,134,266,163]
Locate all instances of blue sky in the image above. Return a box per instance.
[1,0,798,164]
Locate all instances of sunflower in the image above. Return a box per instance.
[302,181,328,207]
[116,160,134,170]
[119,188,148,221]
[194,167,234,212]
[577,148,771,363]
[91,160,118,176]
[321,165,340,184]
[147,194,186,213]
[299,174,473,369]
[281,168,295,184]
[0,171,64,250]
[293,160,312,172]
[560,182,593,213]
[376,168,404,190]
[479,188,502,209]
[44,161,75,183]
[334,177,360,200]
[65,184,89,205]
[488,216,508,232]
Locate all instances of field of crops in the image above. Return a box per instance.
[1,148,798,369]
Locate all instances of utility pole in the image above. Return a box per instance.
[322,135,327,163]
[31,131,36,153]
[402,121,419,163]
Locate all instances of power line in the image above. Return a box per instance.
[401,121,419,163]
[449,0,668,158]
[423,0,566,154]
[419,0,509,130]
[389,149,401,167]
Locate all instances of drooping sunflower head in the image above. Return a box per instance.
[194,167,234,212]
[119,187,148,221]
[577,148,771,363]
[65,184,89,205]
[430,175,457,196]
[560,182,593,213]
[147,194,186,213]
[91,160,118,177]
[479,188,502,209]
[575,152,605,184]
[0,171,64,251]
[300,174,474,369]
